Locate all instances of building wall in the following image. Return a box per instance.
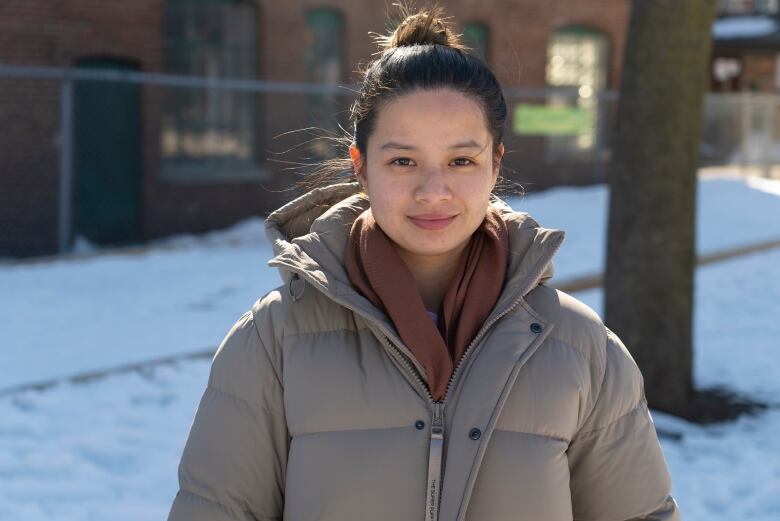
[742,53,778,91]
[0,1,163,256]
[0,0,630,257]
[261,0,629,87]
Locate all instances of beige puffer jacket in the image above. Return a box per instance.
[167,183,679,521]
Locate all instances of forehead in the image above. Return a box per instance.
[370,88,489,148]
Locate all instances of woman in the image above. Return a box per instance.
[168,7,679,521]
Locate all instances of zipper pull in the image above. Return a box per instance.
[432,401,444,438]
[425,401,445,521]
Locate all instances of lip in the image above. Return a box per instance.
[408,214,457,230]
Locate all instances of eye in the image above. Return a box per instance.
[452,158,475,166]
[390,157,415,167]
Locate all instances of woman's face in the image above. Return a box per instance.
[350,88,503,267]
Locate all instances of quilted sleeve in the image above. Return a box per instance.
[566,327,680,521]
[167,309,289,521]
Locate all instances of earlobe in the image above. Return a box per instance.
[355,169,367,191]
[492,142,505,182]
[495,142,505,166]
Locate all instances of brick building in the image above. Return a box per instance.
[711,0,780,92]
[0,0,630,257]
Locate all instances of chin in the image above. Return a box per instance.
[403,238,468,259]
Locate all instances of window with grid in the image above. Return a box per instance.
[161,0,262,182]
[544,26,609,160]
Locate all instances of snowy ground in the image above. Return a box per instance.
[575,247,780,521]
[1,174,779,520]
[3,175,780,391]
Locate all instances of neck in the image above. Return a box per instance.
[395,243,468,313]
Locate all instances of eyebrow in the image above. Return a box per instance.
[379,140,484,151]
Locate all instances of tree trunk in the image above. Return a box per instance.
[604,0,716,416]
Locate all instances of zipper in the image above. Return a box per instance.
[426,402,444,521]
[382,287,533,521]
[273,230,564,521]
[377,334,445,521]
[381,285,535,521]
[379,232,563,521]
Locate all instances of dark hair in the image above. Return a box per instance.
[296,3,509,191]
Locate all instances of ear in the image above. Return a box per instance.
[492,142,504,186]
[349,144,366,189]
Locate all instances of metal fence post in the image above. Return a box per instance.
[764,94,777,179]
[762,94,773,178]
[58,72,74,254]
[739,90,750,175]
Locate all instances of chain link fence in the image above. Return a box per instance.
[0,64,775,258]
[701,91,780,179]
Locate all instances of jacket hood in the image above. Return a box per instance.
[265,182,564,311]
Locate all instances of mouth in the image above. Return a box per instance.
[407,214,457,230]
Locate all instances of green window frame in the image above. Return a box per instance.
[304,8,345,158]
[305,9,345,84]
[463,22,489,64]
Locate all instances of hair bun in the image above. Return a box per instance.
[374,5,465,52]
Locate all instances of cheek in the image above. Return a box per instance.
[366,176,408,221]
[459,174,494,205]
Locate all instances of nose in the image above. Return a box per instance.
[414,166,453,203]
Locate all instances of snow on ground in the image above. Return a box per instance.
[1,173,779,520]
[2,176,780,390]
[574,248,780,401]
[712,16,779,39]
[0,222,275,390]
[508,174,780,280]
[0,362,210,521]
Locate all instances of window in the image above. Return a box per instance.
[719,0,754,14]
[463,22,489,64]
[305,9,344,85]
[544,26,609,160]
[161,0,261,182]
[718,0,779,15]
[305,8,344,159]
